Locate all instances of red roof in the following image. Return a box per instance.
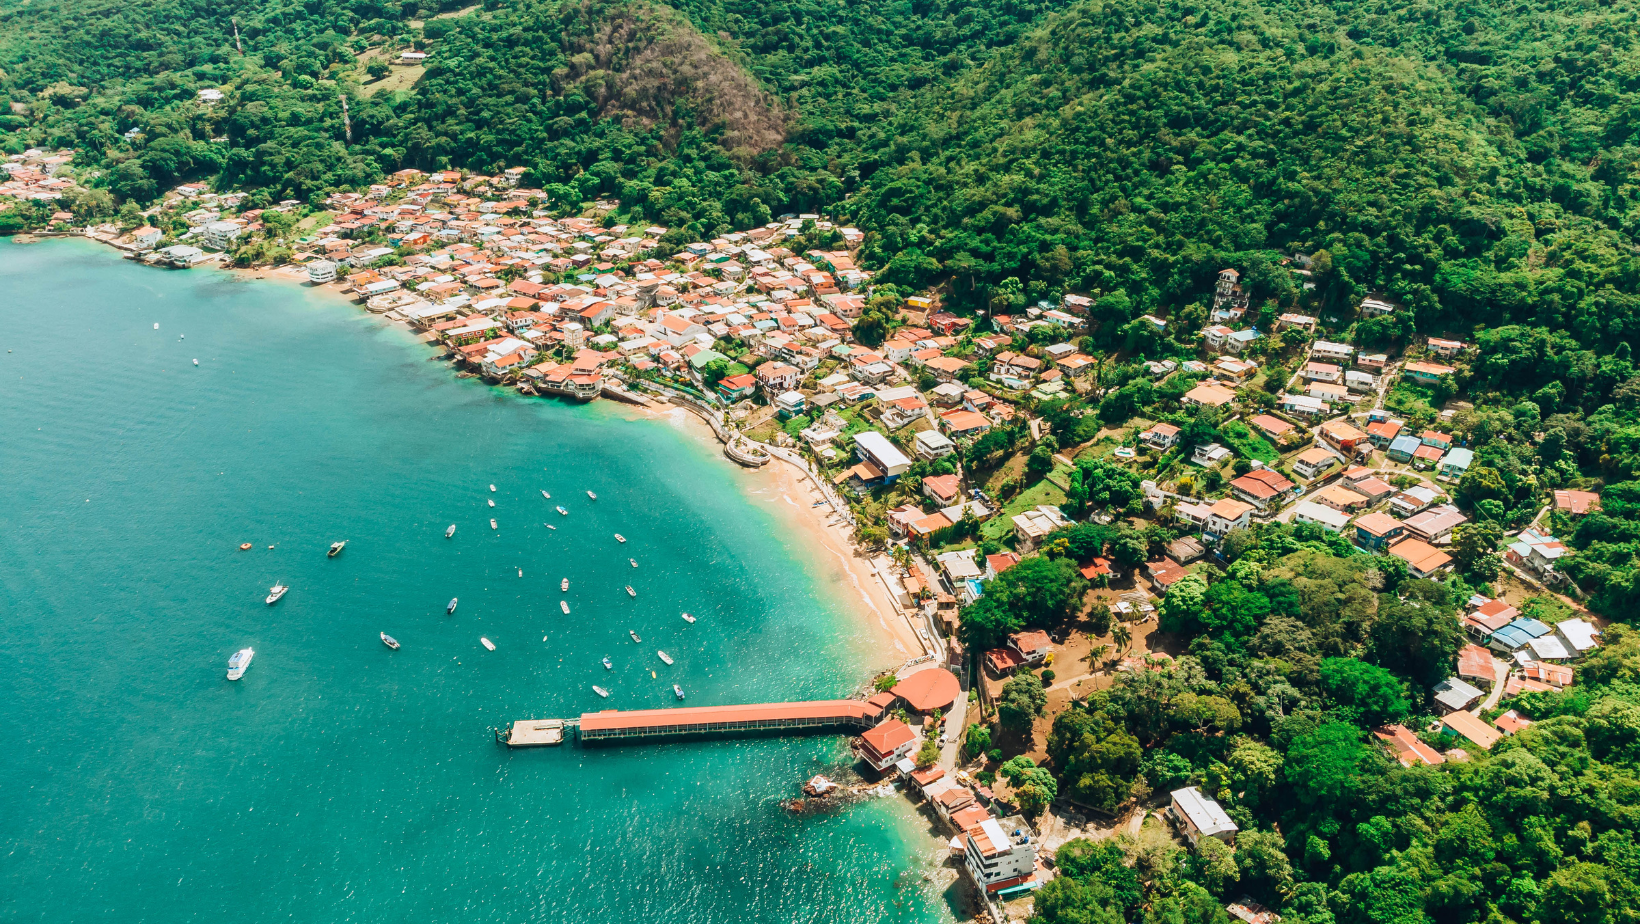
[1458,644,1495,681]
[1080,557,1114,580]
[580,699,875,731]
[1554,490,1601,515]
[1374,724,1444,767]
[890,669,962,712]
[860,719,917,755]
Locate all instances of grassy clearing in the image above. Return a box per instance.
[1220,420,1278,463]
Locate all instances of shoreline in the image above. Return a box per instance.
[52,234,931,681]
[628,400,930,672]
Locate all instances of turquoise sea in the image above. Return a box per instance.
[0,239,959,923]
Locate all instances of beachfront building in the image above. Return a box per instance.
[961,816,1041,897]
[1169,787,1238,847]
[203,221,244,251]
[859,719,918,772]
[852,431,912,484]
[307,260,338,284]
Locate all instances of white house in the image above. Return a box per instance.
[854,431,912,481]
[1169,787,1238,847]
[962,816,1040,895]
[913,429,956,460]
[202,221,244,251]
[1012,505,1070,549]
[307,260,338,284]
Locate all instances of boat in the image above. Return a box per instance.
[625,586,636,598]
[602,656,613,670]
[681,613,696,624]
[481,637,495,651]
[380,633,399,650]
[517,567,523,577]
[266,584,288,605]
[629,630,641,643]
[489,484,496,492]
[556,506,568,516]
[239,542,252,550]
[560,601,570,614]
[445,524,456,538]
[614,534,626,543]
[586,491,597,500]
[447,597,458,614]
[154,323,159,329]
[192,359,199,366]
[545,524,556,530]
[629,559,638,568]
[561,578,569,591]
[657,650,673,665]
[593,685,610,698]
[673,684,685,700]
[488,499,495,507]
[490,518,497,530]
[328,540,347,557]
[541,490,551,499]
[226,647,254,680]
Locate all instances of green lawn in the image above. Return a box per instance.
[1220,421,1279,463]
[981,473,1070,540]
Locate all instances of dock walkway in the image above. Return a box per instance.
[505,699,888,746]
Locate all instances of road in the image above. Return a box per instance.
[937,680,968,770]
[1474,657,1511,714]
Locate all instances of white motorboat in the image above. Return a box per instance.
[657,651,673,665]
[545,524,556,530]
[517,567,523,577]
[541,489,551,499]
[556,506,568,516]
[673,684,685,700]
[490,518,497,530]
[380,633,399,650]
[447,597,458,614]
[481,637,495,651]
[488,499,495,507]
[586,491,597,500]
[681,613,696,624]
[629,558,638,568]
[614,534,626,543]
[265,584,288,604]
[602,656,613,670]
[328,540,347,557]
[489,484,496,492]
[445,524,456,538]
[629,630,641,643]
[226,647,254,680]
[192,359,198,366]
[560,601,570,614]
[561,578,569,591]
[593,685,610,698]
[624,586,636,598]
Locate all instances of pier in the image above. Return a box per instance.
[504,699,888,747]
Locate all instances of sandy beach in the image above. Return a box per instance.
[637,401,929,671]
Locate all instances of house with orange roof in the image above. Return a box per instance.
[1374,724,1445,767]
[859,719,919,772]
[1389,537,1453,578]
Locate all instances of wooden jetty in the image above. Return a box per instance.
[502,699,890,746]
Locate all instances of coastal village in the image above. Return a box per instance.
[22,149,1616,923]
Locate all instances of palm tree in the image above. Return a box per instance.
[1112,624,1132,656]
[1084,644,1110,673]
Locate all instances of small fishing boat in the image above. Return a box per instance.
[545,524,556,530]
[481,637,495,651]
[556,506,568,516]
[192,359,199,366]
[517,567,523,577]
[239,542,252,551]
[380,633,399,650]
[625,586,636,598]
[226,647,254,680]
[447,597,458,614]
[489,518,497,530]
[673,684,685,700]
[561,578,569,591]
[586,491,597,500]
[489,484,496,492]
[657,650,673,665]
[681,613,696,624]
[602,656,612,670]
[629,630,641,643]
[445,524,457,538]
[559,599,571,614]
[593,685,610,698]
[614,534,626,543]
[154,323,159,329]
[540,489,551,500]
[629,559,638,568]
[328,540,347,557]
[488,499,495,507]
[266,584,288,605]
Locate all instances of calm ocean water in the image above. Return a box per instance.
[0,239,959,924]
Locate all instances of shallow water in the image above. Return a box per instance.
[0,239,960,923]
